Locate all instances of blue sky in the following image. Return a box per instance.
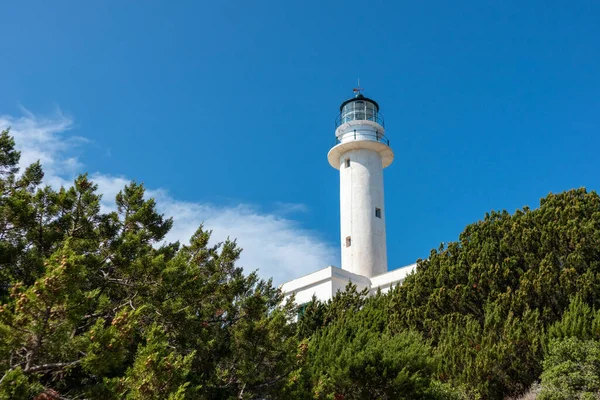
[1,1,599,283]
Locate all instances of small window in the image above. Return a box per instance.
[345,158,351,168]
[345,236,351,247]
[375,208,382,218]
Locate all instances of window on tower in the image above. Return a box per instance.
[345,158,350,168]
[375,208,382,218]
[346,236,351,247]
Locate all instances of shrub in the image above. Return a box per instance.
[539,338,600,400]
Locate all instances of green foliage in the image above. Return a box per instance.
[3,128,600,398]
[0,131,299,399]
[388,188,600,399]
[115,325,195,400]
[539,338,600,400]
[0,367,44,400]
[0,131,21,176]
[548,295,600,340]
[289,293,446,399]
[435,307,545,397]
[296,295,327,340]
[536,296,600,399]
[0,129,46,295]
[296,283,368,340]
[310,329,438,400]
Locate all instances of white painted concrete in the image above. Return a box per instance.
[369,263,417,294]
[327,119,394,278]
[280,264,417,306]
[280,266,372,305]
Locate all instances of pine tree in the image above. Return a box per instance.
[388,188,600,398]
[0,129,45,296]
[0,132,300,399]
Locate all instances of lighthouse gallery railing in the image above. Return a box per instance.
[331,131,390,147]
[335,111,385,128]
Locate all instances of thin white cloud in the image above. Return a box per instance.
[0,110,339,284]
[273,201,309,215]
[0,108,85,188]
[150,190,338,284]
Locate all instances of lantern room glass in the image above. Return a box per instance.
[340,100,378,124]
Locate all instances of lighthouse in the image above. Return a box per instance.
[327,90,393,278]
[281,88,414,306]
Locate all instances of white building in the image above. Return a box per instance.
[281,90,416,304]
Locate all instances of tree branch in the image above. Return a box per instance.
[24,359,81,374]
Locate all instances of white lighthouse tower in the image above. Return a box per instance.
[281,88,415,306]
[327,90,393,278]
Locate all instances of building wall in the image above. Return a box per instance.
[339,148,387,278]
[292,280,334,304]
[281,266,371,305]
[369,264,417,294]
[281,265,417,307]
